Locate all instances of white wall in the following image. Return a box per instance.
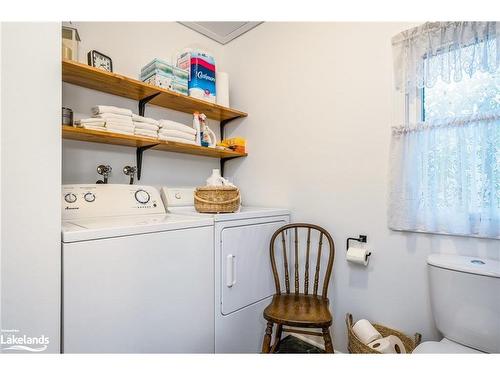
[1,23,61,353]
[224,22,500,351]
[63,22,228,186]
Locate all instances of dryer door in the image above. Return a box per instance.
[220,219,288,315]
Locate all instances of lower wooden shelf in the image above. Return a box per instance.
[62,125,247,159]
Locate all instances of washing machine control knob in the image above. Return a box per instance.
[135,189,150,204]
[84,192,96,202]
[64,193,77,204]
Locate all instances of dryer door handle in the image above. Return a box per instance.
[226,254,236,288]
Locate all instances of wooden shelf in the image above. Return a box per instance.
[62,126,247,159]
[62,59,248,122]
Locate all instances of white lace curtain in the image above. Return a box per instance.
[389,22,500,239]
[392,21,500,97]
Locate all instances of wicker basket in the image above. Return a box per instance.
[346,313,422,354]
[194,186,241,213]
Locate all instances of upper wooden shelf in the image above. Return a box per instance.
[62,59,248,122]
[62,126,247,159]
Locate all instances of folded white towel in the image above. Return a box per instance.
[158,120,197,135]
[76,118,107,125]
[158,135,198,145]
[158,129,196,141]
[134,129,158,139]
[133,121,159,131]
[132,114,159,126]
[94,113,133,122]
[75,119,106,127]
[76,124,108,132]
[92,105,133,117]
[107,129,135,136]
[106,123,135,132]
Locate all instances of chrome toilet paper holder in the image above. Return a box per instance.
[346,235,371,257]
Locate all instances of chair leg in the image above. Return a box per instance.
[322,327,334,353]
[270,324,283,353]
[261,322,274,353]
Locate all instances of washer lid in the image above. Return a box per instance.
[62,213,212,243]
[427,254,500,278]
[168,206,290,222]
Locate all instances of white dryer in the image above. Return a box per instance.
[61,184,214,353]
[161,187,290,353]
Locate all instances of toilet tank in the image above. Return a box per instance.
[427,254,500,353]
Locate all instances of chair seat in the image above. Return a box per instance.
[263,293,332,328]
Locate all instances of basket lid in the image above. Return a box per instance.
[196,186,238,191]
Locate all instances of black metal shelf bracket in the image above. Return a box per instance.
[219,116,242,177]
[138,92,161,117]
[136,144,159,181]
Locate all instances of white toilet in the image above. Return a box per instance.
[413,254,500,353]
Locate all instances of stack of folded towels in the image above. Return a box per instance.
[158,120,197,145]
[92,106,134,135]
[75,105,134,135]
[132,114,160,139]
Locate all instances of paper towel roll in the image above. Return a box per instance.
[368,338,396,353]
[216,72,230,107]
[352,319,382,344]
[386,335,406,354]
[346,246,370,266]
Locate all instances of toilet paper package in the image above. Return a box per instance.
[177,50,216,103]
[352,319,382,344]
[346,246,370,266]
[368,338,397,354]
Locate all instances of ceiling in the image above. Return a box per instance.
[179,22,262,45]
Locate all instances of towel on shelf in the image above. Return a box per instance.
[158,135,198,145]
[106,128,136,136]
[92,105,133,117]
[134,132,158,139]
[75,124,108,132]
[133,121,160,132]
[134,128,158,137]
[75,118,107,125]
[158,120,196,135]
[132,114,159,126]
[158,129,196,141]
[94,113,133,122]
[105,123,135,133]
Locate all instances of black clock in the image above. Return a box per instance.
[87,50,113,72]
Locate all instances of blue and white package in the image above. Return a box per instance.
[177,50,216,103]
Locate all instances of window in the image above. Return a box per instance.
[423,42,500,121]
[389,22,499,239]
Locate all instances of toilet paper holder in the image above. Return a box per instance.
[346,235,371,257]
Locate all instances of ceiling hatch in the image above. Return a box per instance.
[179,22,262,45]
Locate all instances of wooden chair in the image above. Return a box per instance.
[261,223,335,353]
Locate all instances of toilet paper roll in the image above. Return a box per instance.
[346,246,370,266]
[368,338,397,354]
[352,319,382,345]
[216,72,230,107]
[386,335,406,354]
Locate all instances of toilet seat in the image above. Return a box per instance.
[413,338,483,354]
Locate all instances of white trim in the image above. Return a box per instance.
[179,22,262,45]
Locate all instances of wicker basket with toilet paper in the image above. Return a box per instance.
[346,313,421,354]
[194,169,241,213]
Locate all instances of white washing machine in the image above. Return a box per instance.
[61,184,214,353]
[161,187,290,353]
